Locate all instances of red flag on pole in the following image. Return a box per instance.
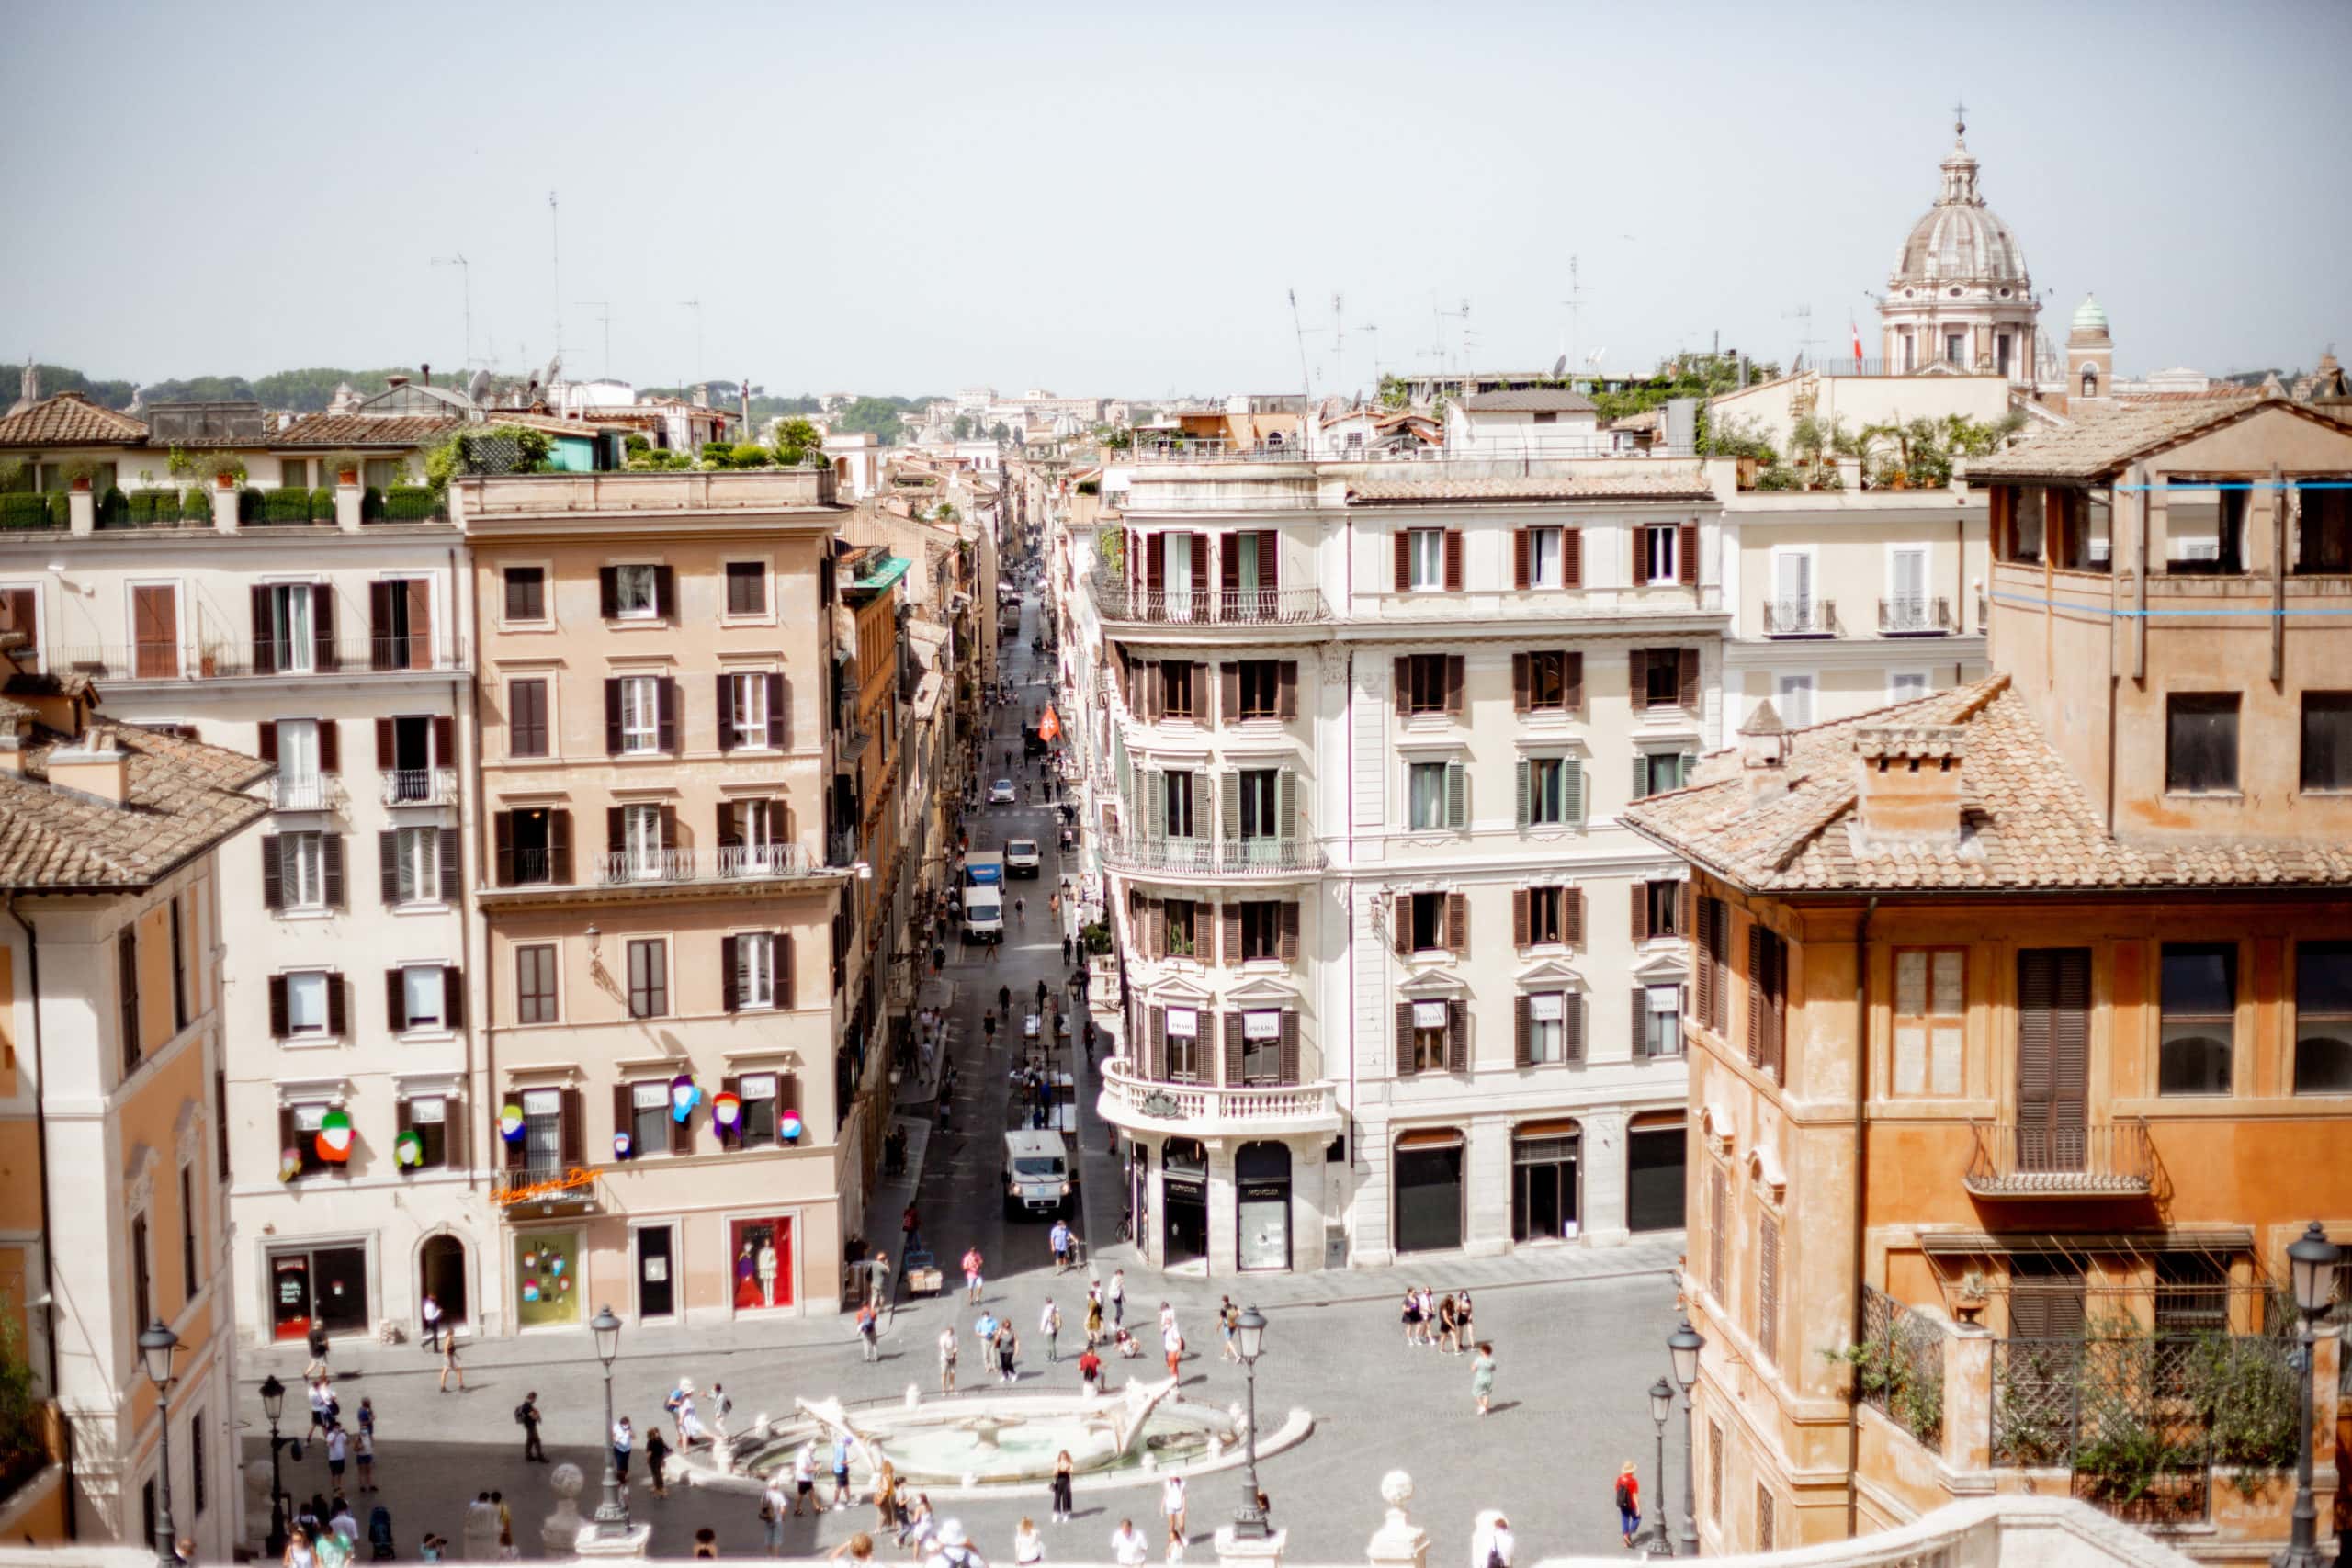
[1850,318,1865,368]
[1037,705,1062,743]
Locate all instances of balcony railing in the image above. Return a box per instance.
[1100,835,1325,878]
[1097,1056,1339,1129]
[269,774,344,812]
[1089,578,1330,626]
[1962,1118,2154,1199]
[1879,595,1955,636]
[381,767,458,807]
[592,844,814,887]
[1762,597,1838,637]
[49,638,467,682]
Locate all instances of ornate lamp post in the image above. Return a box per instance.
[138,1321,181,1568]
[2277,1223,2341,1568]
[590,1306,629,1538]
[1230,1305,1271,1539]
[1668,1319,1706,1558]
[258,1374,289,1556]
[1645,1377,1676,1558]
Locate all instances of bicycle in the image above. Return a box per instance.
[1115,1210,1135,1244]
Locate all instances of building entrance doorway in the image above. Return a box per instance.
[418,1235,468,1328]
[270,1245,368,1342]
[637,1225,675,1320]
[1394,1130,1464,1253]
[1161,1138,1207,1266]
[1235,1142,1292,1271]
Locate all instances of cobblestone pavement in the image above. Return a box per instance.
[238,585,1693,1564]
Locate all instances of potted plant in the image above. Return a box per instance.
[1953,1268,1990,1324]
[327,450,363,486]
[207,454,247,490]
[61,457,97,492]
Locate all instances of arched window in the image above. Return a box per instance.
[2081,367,2099,399]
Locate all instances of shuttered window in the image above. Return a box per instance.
[1745,923,1787,1082]
[1709,1421,1724,1522]
[2165,693,2240,794]
[1755,1487,1774,1554]
[1892,948,1965,1097]
[514,944,559,1025]
[2015,949,2091,1173]
[1757,1213,1781,1363]
[1708,1164,1729,1300]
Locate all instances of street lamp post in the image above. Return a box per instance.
[590,1306,628,1538]
[138,1321,180,1568]
[2276,1223,2341,1568]
[257,1374,289,1556]
[1646,1377,1676,1558]
[1668,1319,1706,1558]
[1230,1305,1270,1540]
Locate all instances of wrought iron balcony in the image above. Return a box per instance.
[1096,1056,1339,1135]
[381,767,459,807]
[593,844,814,887]
[1762,598,1838,637]
[1089,575,1330,627]
[269,774,345,812]
[1100,835,1324,879]
[1879,595,1955,636]
[1962,1118,2154,1199]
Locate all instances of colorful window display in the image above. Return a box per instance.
[729,1216,793,1311]
[514,1230,582,1328]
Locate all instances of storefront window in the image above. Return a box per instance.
[1236,1142,1292,1271]
[730,1216,793,1311]
[514,1230,582,1328]
[1512,1127,1580,1242]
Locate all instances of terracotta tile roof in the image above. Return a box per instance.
[0,722,269,890]
[0,392,149,448]
[1623,675,2352,896]
[1972,392,2271,480]
[1346,465,1712,503]
[1457,389,1597,413]
[272,413,465,448]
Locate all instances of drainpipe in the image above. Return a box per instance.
[455,543,486,1211]
[3,894,76,1539]
[1845,893,1880,1539]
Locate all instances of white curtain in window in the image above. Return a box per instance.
[403,966,442,1026]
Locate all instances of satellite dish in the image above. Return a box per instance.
[1552,354,1567,378]
[467,367,492,408]
[540,354,561,390]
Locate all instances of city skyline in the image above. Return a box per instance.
[1,0,2346,396]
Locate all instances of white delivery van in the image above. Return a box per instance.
[1001,1129,1074,1221]
[1005,838,1042,878]
[961,879,1003,943]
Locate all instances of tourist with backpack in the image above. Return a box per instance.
[1614,1463,1641,1549]
[515,1392,546,1461]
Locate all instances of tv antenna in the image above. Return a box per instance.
[575,301,613,380]
[547,191,563,357]
[1286,288,1316,406]
[432,254,472,367]
[1355,321,1382,384]
[1559,254,1587,373]
[1430,296,1471,375]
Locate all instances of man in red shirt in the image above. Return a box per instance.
[1077,1346,1104,1397]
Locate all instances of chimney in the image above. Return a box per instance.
[421,363,431,387]
[1738,701,1793,803]
[45,731,132,806]
[1852,725,1968,847]
[387,375,410,389]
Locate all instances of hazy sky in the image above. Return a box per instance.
[4,0,2346,400]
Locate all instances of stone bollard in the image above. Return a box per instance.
[714,1435,736,1475]
[539,1463,586,1552]
[907,1384,923,1408]
[1365,1471,1429,1568]
[753,1414,773,1441]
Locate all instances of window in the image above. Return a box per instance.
[1756,1486,1776,1554]
[1523,885,1573,947]
[499,807,569,886]
[612,563,660,619]
[508,679,549,758]
[1642,525,1679,585]
[1757,1212,1781,1362]
[1708,1163,1730,1298]
[518,1087,563,1174]
[1710,1421,1724,1524]
[1235,660,1283,720]
[739,1072,782,1146]
[1634,648,1690,709]
[1158,771,1197,838]
[1405,999,1453,1073]
[1407,528,1445,590]
[2301,693,2352,791]
[256,582,319,674]
[1516,649,1577,713]
[1945,332,1964,366]
[1521,756,1574,826]
[1774,673,1815,728]
[383,825,446,905]
[1238,902,1282,963]
[1403,653,1453,716]
[725,561,766,616]
[2295,942,2352,1094]
[1163,899,1199,960]
[1164,1008,1203,1081]
[271,831,337,910]
[2297,479,2352,574]
[1408,891,1446,953]
[282,971,333,1039]
[617,675,662,754]
[2165,694,2239,794]
[515,944,558,1024]
[1239,1010,1284,1084]
[1893,948,1964,1096]
[125,1214,152,1345]
[617,803,670,880]
[397,964,449,1032]
[1526,526,1564,588]
[1889,671,1929,702]
[1524,991,1569,1064]
[1747,925,1788,1080]
[403,1095,449,1168]
[1159,660,1196,720]
[503,567,547,623]
[1642,985,1683,1058]
[1634,750,1690,800]
[728,672,771,750]
[2159,943,2234,1095]
[627,939,668,1018]
[1887,547,1929,630]
[631,1080,671,1156]
[118,928,140,1076]
[1234,769,1280,840]
[1694,895,1729,1035]
[2165,480,2245,574]
[732,932,779,1010]
[190,1408,207,1517]
[1770,550,1814,633]
[1641,879,1681,939]
[1408,760,1465,830]
[179,1162,199,1299]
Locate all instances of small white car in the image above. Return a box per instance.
[989,778,1017,805]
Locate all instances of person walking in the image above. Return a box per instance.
[1159,1476,1186,1556]
[1217,1298,1238,1363]
[963,1248,985,1303]
[791,1443,817,1516]
[1083,1293,1103,1349]
[516,1392,547,1461]
[437,1336,466,1393]
[1077,1345,1103,1398]
[307,1377,334,1439]
[1048,1219,1072,1275]
[419,1293,442,1353]
[1437,1294,1460,1355]
[1039,1299,1061,1363]
[761,1475,789,1556]
[1471,1342,1497,1416]
[831,1433,855,1512]
[1613,1463,1641,1549]
[1108,1270,1125,1329]
[932,1520,986,1568]
[647,1427,672,1498]
[858,1301,882,1362]
[612,1417,634,1486]
[1161,1318,1182,1381]
[994,1320,1020,1385]
[352,1426,374,1493]
[1049,1452,1075,1525]
[326,1424,348,1490]
[1111,1520,1148,1568]
[1456,1290,1475,1348]
[938,1325,960,1394]
[711,1382,734,1443]
[1470,1511,1514,1568]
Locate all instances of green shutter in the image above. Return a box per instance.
[1220,770,1241,843]
[1634,752,1649,802]
[1565,762,1585,826]
[1515,760,1532,827]
[1446,761,1468,829]
[1277,769,1297,840]
[1148,770,1166,837]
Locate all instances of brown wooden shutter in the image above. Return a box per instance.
[604,680,623,754]
[611,1085,633,1152]
[599,567,620,619]
[1278,901,1299,962]
[443,967,464,1029]
[405,580,433,669]
[1395,1000,1417,1074]
[1512,529,1530,590]
[1394,893,1410,955]
[1511,653,1531,713]
[1222,1011,1243,1086]
[1393,657,1410,716]
[1629,649,1651,709]
[718,1075,741,1147]
[1633,882,1651,943]
[721,935,741,1013]
[1710,1166,1729,1297]
[1694,897,1716,1032]
[1679,881,1692,939]
[669,1090,692,1155]
[321,834,345,907]
[605,806,625,854]
[1632,986,1649,1058]
[717,802,741,851]
[1219,662,1239,727]
[1146,533,1165,592]
[437,828,458,899]
[1146,1007,1166,1080]
[1393,530,1410,592]
[1219,534,1242,595]
[659,806,678,853]
[257,721,279,763]
[267,976,289,1037]
[1221,903,1241,967]
[1563,528,1582,587]
[1513,995,1531,1066]
[549,810,572,884]
[319,720,340,773]
[1276,1010,1298,1084]
[1442,529,1464,591]
[1512,888,1530,948]
[1679,522,1700,586]
[1444,1000,1467,1072]
[1758,1213,1781,1361]
[1444,655,1464,716]
[1747,923,1767,1068]
[433,715,456,769]
[311,585,336,671]
[1679,648,1701,710]
[767,672,787,748]
[1276,660,1297,720]
[1446,892,1467,955]
[384,968,408,1032]
[716,674,737,751]
[493,813,514,886]
[250,585,277,674]
[1256,529,1276,592]
[653,565,676,620]
[1563,651,1583,714]
[560,1088,584,1166]
[1563,992,1584,1062]
[656,678,679,752]
[378,830,400,905]
[1565,886,1585,947]
[278,1106,296,1164]
[374,716,395,770]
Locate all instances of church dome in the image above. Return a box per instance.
[2070,295,2109,335]
[1890,119,2030,289]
